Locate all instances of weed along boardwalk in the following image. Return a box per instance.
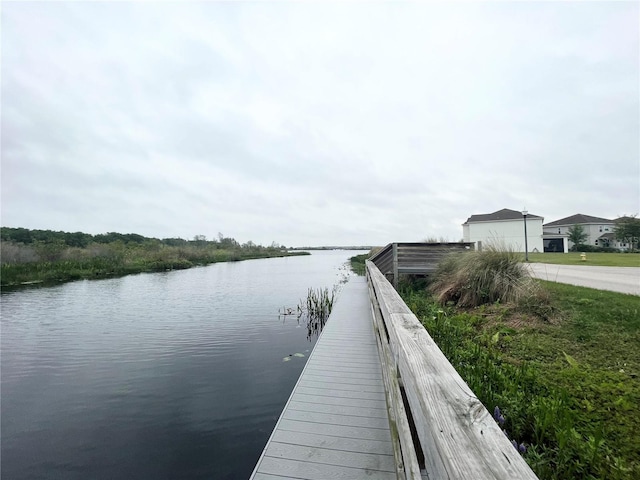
[251,243,539,479]
[250,276,397,480]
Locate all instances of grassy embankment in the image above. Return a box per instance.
[1,228,308,288]
[352,250,640,269]
[349,253,368,275]
[351,249,639,479]
[527,252,639,267]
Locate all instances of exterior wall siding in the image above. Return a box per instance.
[463,224,470,242]
[554,223,617,248]
[464,218,544,253]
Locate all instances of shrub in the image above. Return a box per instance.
[573,245,619,253]
[1,241,40,264]
[429,246,542,308]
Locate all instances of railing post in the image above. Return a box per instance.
[392,243,398,289]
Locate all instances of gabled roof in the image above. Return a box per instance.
[544,214,613,227]
[464,208,542,224]
[598,232,616,240]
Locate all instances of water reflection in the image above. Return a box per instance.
[277,309,329,341]
[306,314,329,341]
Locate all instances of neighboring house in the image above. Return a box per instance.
[543,214,629,250]
[462,208,544,253]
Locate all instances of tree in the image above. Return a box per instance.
[567,224,588,250]
[615,215,640,251]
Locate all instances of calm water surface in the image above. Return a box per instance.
[1,250,363,479]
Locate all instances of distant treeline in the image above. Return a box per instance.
[1,227,304,287]
[0,227,281,250]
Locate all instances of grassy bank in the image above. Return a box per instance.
[1,248,307,288]
[527,252,640,267]
[400,280,639,479]
[1,228,308,288]
[349,253,368,275]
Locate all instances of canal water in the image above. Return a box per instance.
[1,250,365,479]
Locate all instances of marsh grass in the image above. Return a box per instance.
[429,246,545,308]
[1,241,308,287]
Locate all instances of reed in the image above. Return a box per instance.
[298,286,337,339]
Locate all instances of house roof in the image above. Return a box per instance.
[544,214,613,227]
[598,232,616,240]
[464,208,543,224]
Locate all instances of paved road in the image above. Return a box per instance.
[527,263,640,296]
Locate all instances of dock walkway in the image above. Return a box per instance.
[250,276,396,480]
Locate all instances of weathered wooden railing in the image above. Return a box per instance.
[370,242,474,287]
[366,260,539,480]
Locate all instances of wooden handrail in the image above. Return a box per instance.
[367,268,422,479]
[366,260,539,479]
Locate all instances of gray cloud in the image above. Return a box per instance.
[2,2,638,246]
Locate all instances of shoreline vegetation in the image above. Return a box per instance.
[351,248,638,479]
[348,253,367,275]
[0,227,309,288]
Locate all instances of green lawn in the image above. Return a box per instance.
[401,280,640,480]
[527,252,640,267]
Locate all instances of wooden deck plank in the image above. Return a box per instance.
[304,355,380,366]
[301,368,382,379]
[292,393,387,410]
[298,380,384,393]
[288,400,388,418]
[276,417,392,442]
[305,354,380,364]
[250,277,395,479]
[315,339,378,347]
[252,473,301,480]
[301,373,383,386]
[299,358,380,368]
[257,457,396,480]
[264,442,396,472]
[294,386,385,400]
[310,344,378,353]
[298,361,380,372]
[283,409,390,429]
[271,430,392,455]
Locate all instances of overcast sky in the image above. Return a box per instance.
[2,2,638,247]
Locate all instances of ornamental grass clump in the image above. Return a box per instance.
[429,245,541,308]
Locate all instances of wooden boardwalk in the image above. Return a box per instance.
[250,276,396,480]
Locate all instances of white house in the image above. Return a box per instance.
[462,208,544,253]
[543,214,629,250]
